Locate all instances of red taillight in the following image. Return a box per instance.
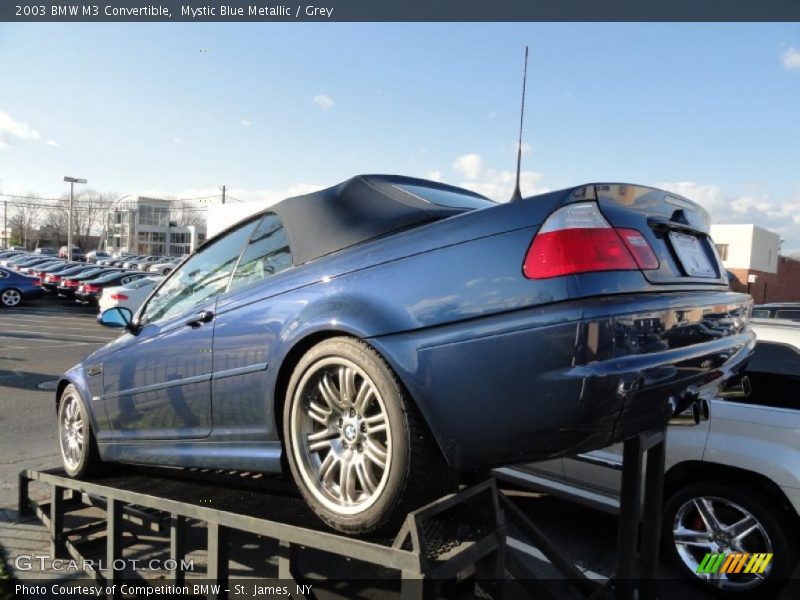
[616,228,659,270]
[64,279,79,287]
[84,284,101,293]
[523,202,658,279]
[47,275,62,282]
[110,293,128,301]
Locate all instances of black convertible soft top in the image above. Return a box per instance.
[271,174,493,265]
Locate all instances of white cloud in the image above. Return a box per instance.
[427,170,442,182]
[172,137,183,144]
[460,169,548,202]
[656,181,800,253]
[452,152,547,200]
[313,95,335,111]
[0,110,41,144]
[45,140,59,148]
[240,118,252,126]
[453,153,483,180]
[0,140,8,149]
[781,46,800,71]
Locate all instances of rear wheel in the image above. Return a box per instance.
[663,481,798,598]
[283,337,451,535]
[58,385,104,478]
[1,288,22,307]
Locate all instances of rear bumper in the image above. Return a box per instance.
[371,291,754,470]
[75,292,100,304]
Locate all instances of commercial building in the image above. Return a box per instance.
[710,223,800,303]
[105,197,206,256]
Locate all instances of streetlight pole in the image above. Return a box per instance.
[63,176,87,261]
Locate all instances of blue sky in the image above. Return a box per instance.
[1,23,799,247]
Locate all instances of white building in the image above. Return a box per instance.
[709,224,780,274]
[106,197,207,256]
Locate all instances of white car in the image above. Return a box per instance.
[147,258,181,275]
[496,318,800,597]
[98,276,162,313]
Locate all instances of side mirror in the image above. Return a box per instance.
[98,306,134,330]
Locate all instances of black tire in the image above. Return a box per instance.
[283,336,452,535]
[0,288,23,307]
[662,480,799,598]
[57,384,104,478]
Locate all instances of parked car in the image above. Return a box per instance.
[8,245,27,251]
[30,261,82,280]
[42,264,104,293]
[751,303,800,321]
[58,246,85,261]
[0,266,43,307]
[0,251,32,265]
[58,177,754,535]
[85,250,112,264]
[57,268,121,298]
[34,247,56,255]
[75,271,147,305]
[97,276,162,312]
[496,318,800,597]
[19,258,63,274]
[7,256,60,272]
[147,257,182,276]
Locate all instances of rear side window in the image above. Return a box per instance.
[751,309,770,318]
[229,213,292,293]
[774,309,800,321]
[394,184,494,210]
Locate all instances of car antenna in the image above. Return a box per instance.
[510,45,529,203]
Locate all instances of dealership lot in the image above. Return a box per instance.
[0,299,707,597]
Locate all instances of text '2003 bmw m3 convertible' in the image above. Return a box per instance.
[57,175,754,534]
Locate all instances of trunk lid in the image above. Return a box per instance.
[592,184,727,285]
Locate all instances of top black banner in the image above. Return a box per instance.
[3,0,800,22]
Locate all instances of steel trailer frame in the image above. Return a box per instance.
[18,425,668,600]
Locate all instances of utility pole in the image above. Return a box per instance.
[220,185,226,205]
[63,176,87,260]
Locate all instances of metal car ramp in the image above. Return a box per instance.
[18,425,668,600]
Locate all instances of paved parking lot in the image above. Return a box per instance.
[0,298,708,597]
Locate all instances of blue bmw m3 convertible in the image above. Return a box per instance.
[57,175,754,533]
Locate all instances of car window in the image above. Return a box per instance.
[228,213,292,293]
[126,277,154,290]
[142,219,259,324]
[394,184,495,209]
[774,309,800,321]
[751,309,770,318]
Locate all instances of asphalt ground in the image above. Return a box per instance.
[0,297,711,598]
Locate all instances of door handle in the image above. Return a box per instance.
[185,310,215,328]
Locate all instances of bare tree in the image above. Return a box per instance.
[8,193,42,249]
[169,199,207,229]
[44,189,114,250]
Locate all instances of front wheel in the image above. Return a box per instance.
[58,385,104,478]
[663,481,798,598]
[1,288,22,307]
[283,337,451,535]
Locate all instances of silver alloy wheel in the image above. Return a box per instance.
[290,357,392,515]
[59,394,85,471]
[1,289,21,307]
[673,495,773,590]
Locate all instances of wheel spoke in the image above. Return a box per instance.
[307,401,331,426]
[318,452,338,488]
[340,455,357,503]
[307,428,337,453]
[355,461,377,495]
[694,498,721,532]
[339,367,356,406]
[363,413,387,434]
[674,526,713,548]
[364,439,388,468]
[353,380,372,413]
[318,374,341,411]
[727,515,759,541]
